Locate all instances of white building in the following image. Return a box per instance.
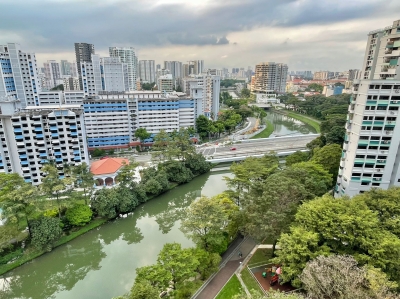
[336,19,400,198]
[100,57,128,92]
[158,74,174,93]
[253,62,288,93]
[38,91,63,106]
[63,77,80,91]
[256,92,280,104]
[83,91,202,149]
[80,54,102,96]
[43,60,61,89]
[183,73,220,118]
[0,43,41,108]
[0,98,89,185]
[109,47,137,91]
[139,60,156,83]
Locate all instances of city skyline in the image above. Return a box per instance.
[1,0,400,71]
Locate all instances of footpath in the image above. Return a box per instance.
[193,236,256,299]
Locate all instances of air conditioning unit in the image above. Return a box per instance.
[378,160,385,163]
[376,178,382,181]
[384,140,389,143]
[377,169,381,172]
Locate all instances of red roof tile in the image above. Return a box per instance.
[90,158,129,175]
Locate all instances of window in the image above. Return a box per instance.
[372,183,380,186]
[360,136,369,140]
[363,173,372,177]
[371,136,380,140]
[366,155,376,159]
[381,85,392,90]
[361,182,370,186]
[377,106,387,110]
[352,173,362,176]
[369,146,378,150]
[375,116,384,120]
[365,164,374,168]
[379,96,390,100]
[358,145,367,149]
[372,127,382,131]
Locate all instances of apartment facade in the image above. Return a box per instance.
[0,98,89,185]
[80,54,102,96]
[158,74,174,93]
[109,47,137,91]
[336,19,400,197]
[83,91,202,149]
[100,57,128,92]
[138,60,156,83]
[253,62,288,93]
[74,43,95,90]
[43,60,61,89]
[0,43,41,108]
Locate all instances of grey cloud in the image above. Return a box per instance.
[216,37,229,45]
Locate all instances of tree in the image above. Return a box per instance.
[50,84,64,91]
[240,88,251,98]
[30,216,62,251]
[41,164,74,219]
[196,115,211,138]
[180,196,229,251]
[190,248,221,279]
[285,151,309,166]
[66,204,92,226]
[91,148,106,157]
[325,126,345,145]
[90,188,119,219]
[310,143,342,185]
[225,154,279,205]
[144,178,163,196]
[275,195,400,286]
[0,175,38,233]
[233,290,305,299]
[151,130,172,161]
[164,161,193,184]
[300,255,399,299]
[135,264,172,292]
[0,173,25,203]
[306,83,323,93]
[273,226,331,287]
[184,153,211,175]
[141,82,156,91]
[157,243,199,287]
[0,225,23,253]
[73,163,94,204]
[129,280,159,299]
[284,162,332,198]
[134,128,151,143]
[306,135,326,154]
[241,172,308,255]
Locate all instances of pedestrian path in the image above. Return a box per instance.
[193,236,256,299]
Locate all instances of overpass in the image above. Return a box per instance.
[197,134,318,163]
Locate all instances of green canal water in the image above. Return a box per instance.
[0,172,232,299]
[266,111,317,137]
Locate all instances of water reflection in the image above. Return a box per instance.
[266,112,317,136]
[0,172,228,299]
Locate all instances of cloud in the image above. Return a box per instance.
[0,0,399,70]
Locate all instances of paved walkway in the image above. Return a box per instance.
[194,236,256,299]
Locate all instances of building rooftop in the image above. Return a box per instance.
[90,157,129,175]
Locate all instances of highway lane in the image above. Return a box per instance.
[197,135,317,157]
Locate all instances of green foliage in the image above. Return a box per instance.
[285,151,309,166]
[240,88,251,98]
[30,217,62,251]
[275,194,400,286]
[0,248,23,265]
[173,280,203,299]
[129,280,159,299]
[157,243,200,285]
[91,148,106,157]
[90,188,119,219]
[184,153,211,175]
[306,135,326,153]
[141,82,155,91]
[135,264,172,292]
[325,126,346,145]
[220,79,245,88]
[310,143,342,184]
[73,162,95,204]
[306,83,323,92]
[144,178,163,195]
[134,128,151,142]
[50,84,64,91]
[180,196,231,252]
[164,161,194,184]
[66,204,92,226]
[196,115,211,138]
[191,247,221,279]
[0,225,22,253]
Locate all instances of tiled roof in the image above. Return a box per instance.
[90,158,129,175]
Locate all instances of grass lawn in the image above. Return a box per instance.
[241,267,264,295]
[215,274,243,299]
[250,120,274,139]
[286,111,321,133]
[248,249,273,268]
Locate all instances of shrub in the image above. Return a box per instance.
[30,217,62,251]
[66,204,93,227]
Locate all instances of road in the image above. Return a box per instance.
[197,134,317,158]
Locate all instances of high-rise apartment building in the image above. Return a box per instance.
[253,62,288,93]
[61,60,78,77]
[80,54,102,96]
[0,98,89,185]
[336,19,400,198]
[43,60,61,89]
[63,77,80,91]
[189,60,204,75]
[157,74,174,93]
[0,43,41,108]
[109,47,137,91]
[138,60,156,83]
[74,43,95,90]
[100,57,128,92]
[164,61,182,80]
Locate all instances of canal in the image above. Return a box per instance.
[0,172,233,299]
[266,111,317,137]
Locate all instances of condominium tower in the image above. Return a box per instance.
[138,60,156,83]
[253,62,288,93]
[109,47,137,91]
[0,43,41,108]
[336,19,400,197]
[74,43,95,89]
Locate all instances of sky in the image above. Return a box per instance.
[0,0,399,71]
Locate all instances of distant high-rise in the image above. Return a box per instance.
[139,60,156,83]
[335,19,400,198]
[253,62,288,93]
[43,60,61,89]
[189,60,204,75]
[109,47,137,91]
[100,57,128,92]
[74,43,95,89]
[0,43,41,107]
[80,54,102,96]
[164,61,182,79]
